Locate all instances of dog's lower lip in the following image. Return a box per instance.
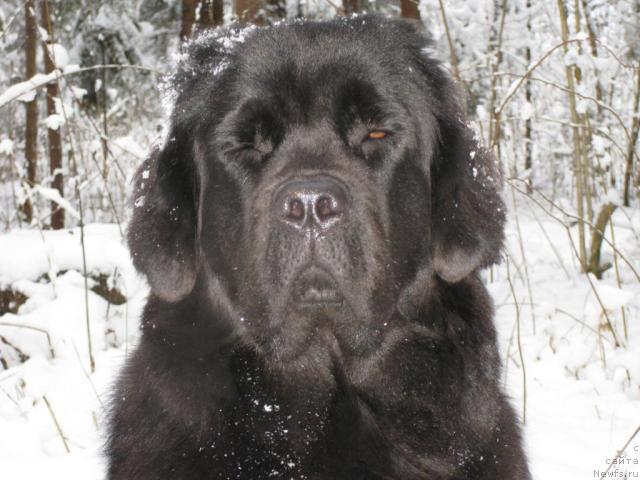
[299,286,342,304]
[293,266,343,305]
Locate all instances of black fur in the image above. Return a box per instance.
[107,15,531,480]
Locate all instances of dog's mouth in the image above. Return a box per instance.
[293,266,344,307]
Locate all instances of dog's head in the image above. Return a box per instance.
[129,16,505,361]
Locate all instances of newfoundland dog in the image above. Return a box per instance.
[107,15,531,480]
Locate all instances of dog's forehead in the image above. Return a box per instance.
[168,16,442,147]
[224,23,422,131]
[238,21,404,89]
[176,17,415,98]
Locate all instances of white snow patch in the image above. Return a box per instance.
[0,65,80,108]
[0,225,130,287]
[520,101,534,121]
[70,86,88,100]
[45,114,65,131]
[111,136,146,159]
[134,195,145,208]
[574,31,590,41]
[32,185,79,219]
[586,283,636,317]
[0,138,14,155]
[46,44,70,69]
[213,60,230,76]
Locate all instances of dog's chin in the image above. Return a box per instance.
[255,319,334,367]
[262,299,387,364]
[244,291,348,364]
[289,264,345,306]
[259,304,343,362]
[240,268,386,361]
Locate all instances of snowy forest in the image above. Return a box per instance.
[0,0,639,478]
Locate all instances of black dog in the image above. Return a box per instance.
[107,15,531,479]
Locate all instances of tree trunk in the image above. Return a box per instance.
[572,0,594,225]
[235,0,263,24]
[557,0,588,271]
[342,0,361,15]
[41,0,64,230]
[181,0,198,41]
[213,0,224,26]
[487,0,508,158]
[23,0,39,223]
[197,0,224,30]
[265,0,286,22]
[524,0,533,191]
[623,67,640,206]
[580,0,602,106]
[587,202,617,279]
[400,0,420,21]
[198,0,214,29]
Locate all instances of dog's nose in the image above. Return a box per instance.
[274,176,347,231]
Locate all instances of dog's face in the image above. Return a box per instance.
[129,17,505,362]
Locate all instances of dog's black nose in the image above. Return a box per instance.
[274,176,347,231]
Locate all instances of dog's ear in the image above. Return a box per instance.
[430,119,506,283]
[398,22,506,284]
[127,126,198,302]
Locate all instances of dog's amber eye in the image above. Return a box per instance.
[367,130,387,140]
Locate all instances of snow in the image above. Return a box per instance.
[0,199,638,478]
[0,225,148,479]
[45,113,65,131]
[490,198,640,479]
[111,136,146,159]
[574,31,590,42]
[37,26,49,42]
[0,225,132,287]
[16,85,38,103]
[212,60,230,76]
[32,185,80,220]
[0,65,80,108]
[133,195,145,208]
[520,101,534,121]
[46,44,70,69]
[605,190,623,207]
[586,283,636,313]
[563,48,580,67]
[70,86,87,100]
[0,138,14,155]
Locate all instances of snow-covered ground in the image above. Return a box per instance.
[493,196,640,479]
[0,196,638,479]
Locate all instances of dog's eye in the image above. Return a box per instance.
[241,146,270,166]
[365,130,388,141]
[224,143,267,168]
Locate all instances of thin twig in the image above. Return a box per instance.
[42,395,70,453]
[71,341,103,408]
[496,72,640,166]
[560,204,622,348]
[79,202,95,373]
[495,38,586,119]
[528,202,572,280]
[437,0,460,81]
[509,181,536,334]
[0,321,55,358]
[608,220,628,340]
[0,64,163,109]
[509,179,640,282]
[599,425,640,478]
[505,255,527,424]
